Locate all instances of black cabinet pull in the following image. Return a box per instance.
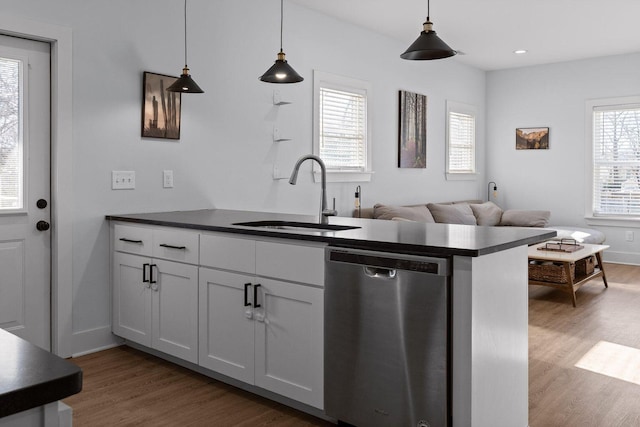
[119,238,143,244]
[150,264,157,284]
[143,263,150,283]
[244,283,252,307]
[253,284,261,308]
[159,243,187,250]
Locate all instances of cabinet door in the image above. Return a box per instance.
[198,267,255,383]
[151,259,199,363]
[112,252,152,347]
[254,278,324,409]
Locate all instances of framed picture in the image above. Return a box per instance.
[142,71,181,139]
[398,90,427,168]
[516,127,549,150]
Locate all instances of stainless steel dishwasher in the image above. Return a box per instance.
[325,247,451,427]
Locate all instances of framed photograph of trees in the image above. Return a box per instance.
[398,90,427,168]
[142,71,181,139]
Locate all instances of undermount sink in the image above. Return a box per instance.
[233,220,360,232]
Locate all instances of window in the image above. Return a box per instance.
[589,97,640,218]
[446,101,476,180]
[0,56,23,210]
[313,71,372,182]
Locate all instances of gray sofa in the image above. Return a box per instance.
[354,200,605,244]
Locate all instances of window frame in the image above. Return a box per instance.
[585,96,640,226]
[313,70,373,183]
[445,100,477,181]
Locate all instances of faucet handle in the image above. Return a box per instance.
[322,209,337,217]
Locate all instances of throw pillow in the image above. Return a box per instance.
[427,203,477,225]
[373,204,435,223]
[470,201,503,226]
[499,210,550,227]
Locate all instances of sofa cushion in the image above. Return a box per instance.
[470,202,503,226]
[547,226,606,244]
[427,203,477,225]
[373,204,435,223]
[500,210,550,227]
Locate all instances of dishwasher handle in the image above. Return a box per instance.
[363,266,397,279]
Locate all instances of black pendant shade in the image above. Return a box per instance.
[260,51,304,83]
[401,0,456,60]
[260,0,303,84]
[167,0,204,93]
[167,66,204,93]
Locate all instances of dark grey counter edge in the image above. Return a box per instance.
[106,210,556,257]
[0,330,83,418]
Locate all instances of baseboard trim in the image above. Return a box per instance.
[602,250,640,266]
[71,326,123,357]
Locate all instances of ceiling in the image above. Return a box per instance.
[289,0,640,71]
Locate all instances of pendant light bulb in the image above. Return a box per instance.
[401,0,456,60]
[260,0,303,84]
[167,0,204,93]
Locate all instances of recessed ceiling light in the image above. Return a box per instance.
[514,49,528,55]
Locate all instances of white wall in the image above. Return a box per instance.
[2,0,486,353]
[487,53,640,265]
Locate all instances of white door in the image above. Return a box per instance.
[254,278,324,409]
[0,35,51,350]
[152,259,199,363]
[112,251,153,347]
[198,267,255,383]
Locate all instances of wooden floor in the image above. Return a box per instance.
[64,263,640,426]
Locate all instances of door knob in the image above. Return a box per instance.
[36,220,50,231]
[36,199,48,209]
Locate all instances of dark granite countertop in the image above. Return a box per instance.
[106,209,556,257]
[0,329,82,418]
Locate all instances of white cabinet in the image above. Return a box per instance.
[112,224,199,364]
[198,233,324,409]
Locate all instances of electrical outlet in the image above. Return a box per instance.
[112,171,135,190]
[625,231,634,242]
[163,170,174,188]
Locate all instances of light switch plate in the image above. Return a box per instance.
[112,171,135,190]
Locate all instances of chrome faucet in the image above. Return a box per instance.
[289,154,337,224]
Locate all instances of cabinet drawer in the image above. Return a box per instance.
[114,224,153,256]
[152,228,200,264]
[200,234,256,273]
[256,241,325,287]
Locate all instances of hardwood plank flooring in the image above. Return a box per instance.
[528,262,640,426]
[63,346,332,426]
[64,263,640,426]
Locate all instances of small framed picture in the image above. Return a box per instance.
[398,90,428,168]
[516,127,549,150]
[142,71,181,139]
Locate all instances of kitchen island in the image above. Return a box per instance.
[0,329,82,427]
[107,208,555,427]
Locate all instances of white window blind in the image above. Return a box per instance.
[592,104,640,216]
[319,87,366,171]
[446,101,476,179]
[448,111,475,172]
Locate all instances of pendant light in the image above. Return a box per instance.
[167,0,204,93]
[400,0,456,60]
[260,0,303,83]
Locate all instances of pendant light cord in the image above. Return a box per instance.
[280,0,284,53]
[183,0,188,67]
[427,0,430,21]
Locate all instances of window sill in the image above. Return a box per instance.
[585,216,640,227]
[313,171,373,183]
[445,173,477,181]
